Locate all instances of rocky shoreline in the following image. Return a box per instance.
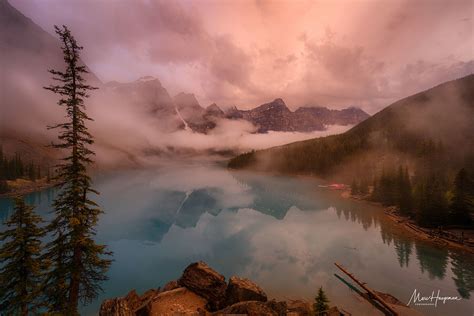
[342,190,474,254]
[99,261,345,316]
[0,178,58,198]
[383,207,474,254]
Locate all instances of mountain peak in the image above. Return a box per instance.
[205,103,225,117]
[255,98,290,113]
[136,75,160,83]
[1,0,56,51]
[174,92,202,110]
[273,98,285,105]
[206,103,220,111]
[105,76,164,90]
[174,92,197,102]
[1,0,24,22]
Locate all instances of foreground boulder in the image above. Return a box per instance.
[225,276,267,306]
[213,300,287,316]
[286,300,312,316]
[177,261,227,310]
[161,280,179,292]
[99,261,349,316]
[140,287,208,316]
[100,288,160,316]
[123,290,141,311]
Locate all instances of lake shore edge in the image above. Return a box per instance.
[342,190,474,254]
[0,178,58,198]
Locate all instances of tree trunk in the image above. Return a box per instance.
[69,245,81,314]
[21,304,27,316]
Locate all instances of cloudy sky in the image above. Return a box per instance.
[10,0,473,113]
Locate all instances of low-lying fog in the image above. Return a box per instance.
[2,72,353,167]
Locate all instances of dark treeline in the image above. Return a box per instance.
[352,163,474,228]
[0,146,49,194]
[0,146,45,181]
[229,131,370,174]
[229,76,474,229]
[349,135,474,228]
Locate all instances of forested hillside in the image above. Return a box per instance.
[229,75,474,227]
[229,75,474,176]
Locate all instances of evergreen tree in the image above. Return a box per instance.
[0,149,42,182]
[371,177,381,201]
[450,168,474,225]
[350,179,359,195]
[416,172,449,227]
[36,165,41,180]
[0,197,45,315]
[0,145,4,178]
[42,25,112,314]
[46,166,51,183]
[377,169,398,206]
[398,166,413,216]
[359,178,369,195]
[313,287,330,316]
[28,162,36,181]
[0,179,9,194]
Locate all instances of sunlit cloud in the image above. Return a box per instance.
[9,0,473,112]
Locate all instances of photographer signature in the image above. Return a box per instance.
[407,289,462,307]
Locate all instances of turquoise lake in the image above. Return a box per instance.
[1,161,473,315]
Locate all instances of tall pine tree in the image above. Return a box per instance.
[0,196,44,315]
[43,25,111,314]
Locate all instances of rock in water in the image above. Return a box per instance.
[225,276,267,306]
[178,261,227,310]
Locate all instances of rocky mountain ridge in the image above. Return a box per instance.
[0,0,369,163]
[228,74,474,179]
[105,77,369,134]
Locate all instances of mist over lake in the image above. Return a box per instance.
[2,161,472,316]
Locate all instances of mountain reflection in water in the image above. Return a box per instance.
[1,162,473,316]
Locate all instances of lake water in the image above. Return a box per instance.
[1,161,473,315]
